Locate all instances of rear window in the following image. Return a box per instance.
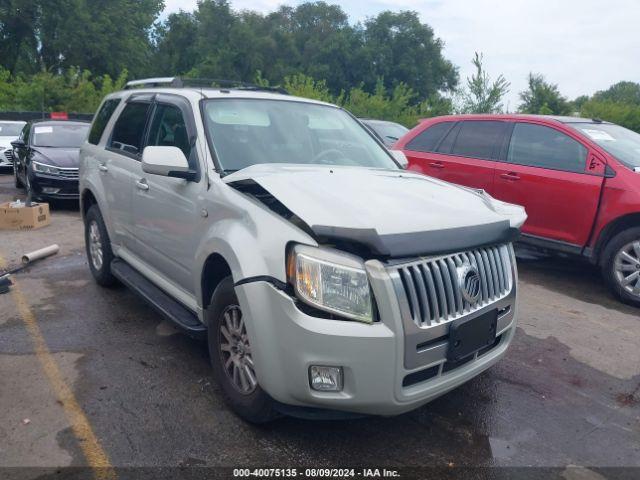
[406,122,453,153]
[89,99,121,145]
[450,121,508,160]
[108,102,150,156]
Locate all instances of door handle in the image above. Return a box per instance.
[98,163,108,172]
[429,162,444,169]
[500,172,520,181]
[136,179,149,191]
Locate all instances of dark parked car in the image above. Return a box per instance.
[396,114,640,306]
[12,120,90,200]
[360,119,409,148]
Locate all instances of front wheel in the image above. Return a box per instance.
[206,276,279,423]
[601,227,640,307]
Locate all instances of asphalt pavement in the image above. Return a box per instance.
[0,173,638,478]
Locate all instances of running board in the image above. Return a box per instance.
[111,258,206,338]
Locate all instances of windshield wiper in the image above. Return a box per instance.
[219,169,240,177]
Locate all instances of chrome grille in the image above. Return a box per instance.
[3,150,13,163]
[57,168,79,179]
[390,244,513,327]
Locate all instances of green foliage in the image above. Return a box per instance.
[580,100,640,133]
[592,81,640,105]
[457,52,510,114]
[518,73,571,115]
[0,67,127,113]
[279,74,450,127]
[152,2,457,99]
[0,0,162,78]
[571,82,640,132]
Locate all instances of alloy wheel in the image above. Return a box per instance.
[88,220,104,271]
[218,305,257,395]
[613,240,640,298]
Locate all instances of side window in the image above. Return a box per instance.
[405,121,454,153]
[89,99,121,145]
[507,123,587,173]
[450,121,508,160]
[108,102,150,156]
[146,104,191,160]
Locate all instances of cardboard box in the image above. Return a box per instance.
[0,202,51,230]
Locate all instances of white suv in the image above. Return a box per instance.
[80,77,526,422]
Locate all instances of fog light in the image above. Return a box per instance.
[309,365,343,392]
[42,187,60,194]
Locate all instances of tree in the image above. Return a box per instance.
[518,73,571,115]
[591,81,640,105]
[362,11,458,99]
[0,0,163,77]
[457,52,509,113]
[153,11,199,76]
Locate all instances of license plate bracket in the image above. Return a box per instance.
[447,309,497,362]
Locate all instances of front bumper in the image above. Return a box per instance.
[30,172,79,199]
[234,247,518,416]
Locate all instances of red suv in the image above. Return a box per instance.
[396,114,640,306]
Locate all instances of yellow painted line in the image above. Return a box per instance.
[1,256,116,480]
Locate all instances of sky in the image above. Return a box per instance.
[163,0,640,109]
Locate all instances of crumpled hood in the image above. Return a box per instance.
[32,147,80,168]
[224,164,527,257]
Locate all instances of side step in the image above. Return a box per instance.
[111,259,206,339]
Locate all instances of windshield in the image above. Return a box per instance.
[32,123,90,148]
[570,122,640,169]
[0,122,25,137]
[366,121,409,143]
[203,99,399,171]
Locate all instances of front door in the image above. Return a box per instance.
[130,96,204,295]
[493,121,604,247]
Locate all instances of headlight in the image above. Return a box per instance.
[32,161,61,175]
[287,245,373,323]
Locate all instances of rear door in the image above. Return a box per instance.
[493,121,604,247]
[405,120,509,192]
[101,96,153,248]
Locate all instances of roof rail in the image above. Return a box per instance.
[124,77,288,94]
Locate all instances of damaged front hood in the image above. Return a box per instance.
[224,164,526,257]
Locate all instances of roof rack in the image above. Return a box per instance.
[124,77,288,94]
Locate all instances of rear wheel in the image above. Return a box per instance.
[602,227,640,307]
[84,205,117,286]
[207,276,279,423]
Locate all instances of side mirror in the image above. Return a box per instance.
[141,146,196,181]
[390,150,409,169]
[11,139,26,149]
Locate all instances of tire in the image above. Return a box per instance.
[206,276,279,423]
[13,161,23,188]
[84,204,117,287]
[601,227,640,307]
